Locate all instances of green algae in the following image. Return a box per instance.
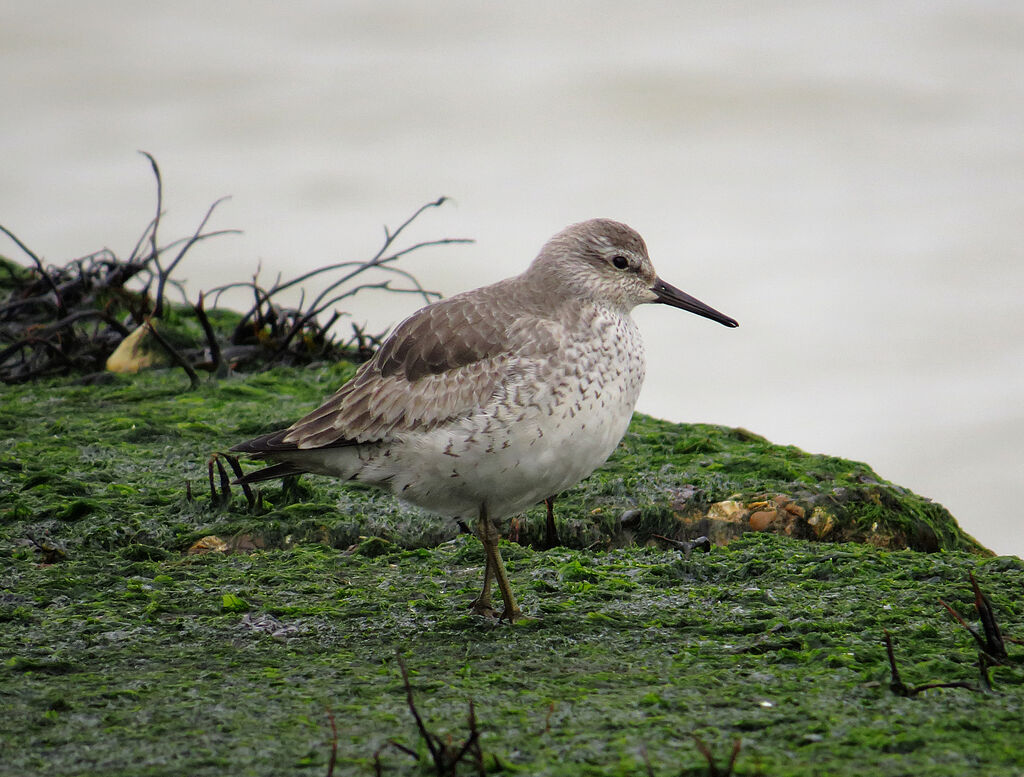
[2,536,1022,776]
[574,416,987,554]
[0,367,985,558]
[1,368,1020,776]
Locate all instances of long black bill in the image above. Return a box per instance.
[652,278,739,328]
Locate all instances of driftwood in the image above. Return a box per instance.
[1,154,470,384]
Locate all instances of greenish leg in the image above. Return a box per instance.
[474,504,522,622]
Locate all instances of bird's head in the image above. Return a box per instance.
[532,218,738,328]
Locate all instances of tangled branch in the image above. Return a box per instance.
[0,155,470,384]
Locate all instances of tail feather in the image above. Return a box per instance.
[230,429,296,455]
[233,460,307,485]
[230,429,370,485]
[231,428,363,456]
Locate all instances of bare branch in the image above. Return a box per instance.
[194,291,227,378]
[325,706,338,777]
[138,151,164,280]
[153,195,234,318]
[143,318,201,389]
[0,223,67,317]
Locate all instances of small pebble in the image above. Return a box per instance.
[749,510,778,531]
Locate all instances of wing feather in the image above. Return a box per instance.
[265,279,558,450]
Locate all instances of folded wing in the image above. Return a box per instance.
[232,280,557,456]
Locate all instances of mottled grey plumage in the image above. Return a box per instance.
[233,218,737,620]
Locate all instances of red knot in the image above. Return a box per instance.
[233,219,737,621]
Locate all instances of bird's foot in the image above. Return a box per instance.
[469,597,527,623]
[499,606,525,624]
[469,597,500,619]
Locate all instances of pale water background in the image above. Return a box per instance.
[2,1,1022,557]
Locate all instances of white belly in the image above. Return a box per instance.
[369,308,647,519]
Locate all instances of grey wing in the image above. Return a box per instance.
[234,283,557,454]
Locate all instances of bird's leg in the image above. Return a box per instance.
[469,538,496,617]
[475,503,522,622]
[542,494,559,549]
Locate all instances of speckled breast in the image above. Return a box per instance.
[386,305,647,520]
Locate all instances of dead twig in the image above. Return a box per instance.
[210,197,466,368]
[194,291,227,377]
[939,573,1012,667]
[325,706,338,777]
[0,153,238,383]
[0,223,67,317]
[690,734,742,777]
[143,318,201,389]
[639,744,656,777]
[138,151,164,303]
[2,158,461,383]
[274,279,438,358]
[388,653,486,776]
[540,702,555,736]
[346,321,381,362]
[883,630,977,696]
[653,534,712,559]
[154,194,234,318]
[955,572,1007,661]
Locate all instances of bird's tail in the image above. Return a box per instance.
[232,461,307,485]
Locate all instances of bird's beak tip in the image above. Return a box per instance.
[652,278,738,329]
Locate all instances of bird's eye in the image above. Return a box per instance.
[612,255,629,270]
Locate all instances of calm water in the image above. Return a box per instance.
[3,1,1022,556]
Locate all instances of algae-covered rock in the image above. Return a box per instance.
[2,369,1020,777]
[0,368,986,557]
[550,416,988,555]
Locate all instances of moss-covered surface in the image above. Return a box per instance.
[2,368,1021,776]
[0,366,988,557]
